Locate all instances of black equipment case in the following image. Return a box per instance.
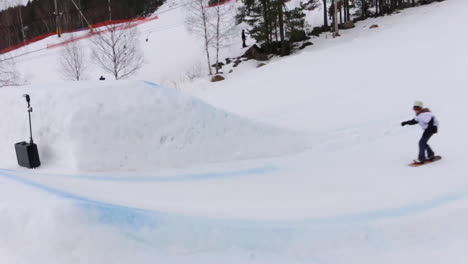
[15,94,41,169]
[15,142,41,168]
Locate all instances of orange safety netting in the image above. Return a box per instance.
[0,33,56,55]
[0,0,237,55]
[47,16,159,49]
[0,16,159,55]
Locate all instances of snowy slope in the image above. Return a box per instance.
[3,0,323,86]
[4,0,242,86]
[0,80,307,171]
[1,0,468,264]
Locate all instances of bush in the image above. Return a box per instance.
[289,30,309,43]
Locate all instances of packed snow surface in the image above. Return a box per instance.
[1,0,468,263]
[0,80,306,171]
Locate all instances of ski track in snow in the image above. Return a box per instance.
[1,0,468,262]
[1,167,467,228]
[0,166,278,183]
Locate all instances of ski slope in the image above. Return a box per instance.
[1,0,468,263]
[3,0,242,86]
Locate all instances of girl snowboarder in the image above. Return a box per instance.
[401,101,439,164]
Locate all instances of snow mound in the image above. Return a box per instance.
[0,81,307,171]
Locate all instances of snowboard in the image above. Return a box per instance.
[409,156,442,167]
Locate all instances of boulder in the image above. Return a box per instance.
[211,75,225,82]
[370,24,379,29]
[310,26,327,37]
[233,59,242,68]
[299,42,313,50]
[242,44,269,61]
[341,21,355,29]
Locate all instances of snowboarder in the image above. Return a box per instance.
[401,101,439,164]
[242,30,247,48]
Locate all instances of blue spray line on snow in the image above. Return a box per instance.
[0,166,280,229]
[0,168,159,228]
[1,168,468,230]
[143,81,159,86]
[0,166,278,183]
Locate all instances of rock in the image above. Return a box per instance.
[257,63,266,68]
[211,75,225,82]
[310,26,325,37]
[211,62,224,69]
[299,42,313,50]
[341,21,355,29]
[242,44,269,61]
[420,0,441,5]
[233,59,242,68]
[369,24,379,29]
[228,70,233,74]
[225,58,232,65]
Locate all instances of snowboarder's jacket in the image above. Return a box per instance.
[403,108,439,134]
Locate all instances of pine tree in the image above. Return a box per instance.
[355,0,372,19]
[237,0,313,55]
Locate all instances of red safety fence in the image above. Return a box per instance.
[0,16,159,55]
[0,0,236,55]
[0,33,56,55]
[46,16,159,49]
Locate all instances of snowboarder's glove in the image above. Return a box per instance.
[402,119,418,126]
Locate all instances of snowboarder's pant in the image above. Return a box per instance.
[419,131,435,161]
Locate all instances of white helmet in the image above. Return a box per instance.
[413,101,424,108]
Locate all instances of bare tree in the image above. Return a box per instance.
[210,0,236,74]
[59,40,88,81]
[185,0,213,76]
[90,24,144,80]
[11,0,27,42]
[332,0,340,37]
[0,55,22,87]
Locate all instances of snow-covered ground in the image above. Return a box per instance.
[0,80,307,171]
[1,0,468,263]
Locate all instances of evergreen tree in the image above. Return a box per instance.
[355,0,372,19]
[237,0,314,55]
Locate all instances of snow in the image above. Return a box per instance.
[0,0,30,10]
[1,0,468,263]
[0,80,307,171]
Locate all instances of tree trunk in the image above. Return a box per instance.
[278,1,287,56]
[339,1,343,24]
[261,0,270,47]
[215,3,221,74]
[333,0,340,37]
[18,7,26,42]
[199,0,213,75]
[323,0,328,29]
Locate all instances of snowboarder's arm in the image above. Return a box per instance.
[401,119,418,126]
